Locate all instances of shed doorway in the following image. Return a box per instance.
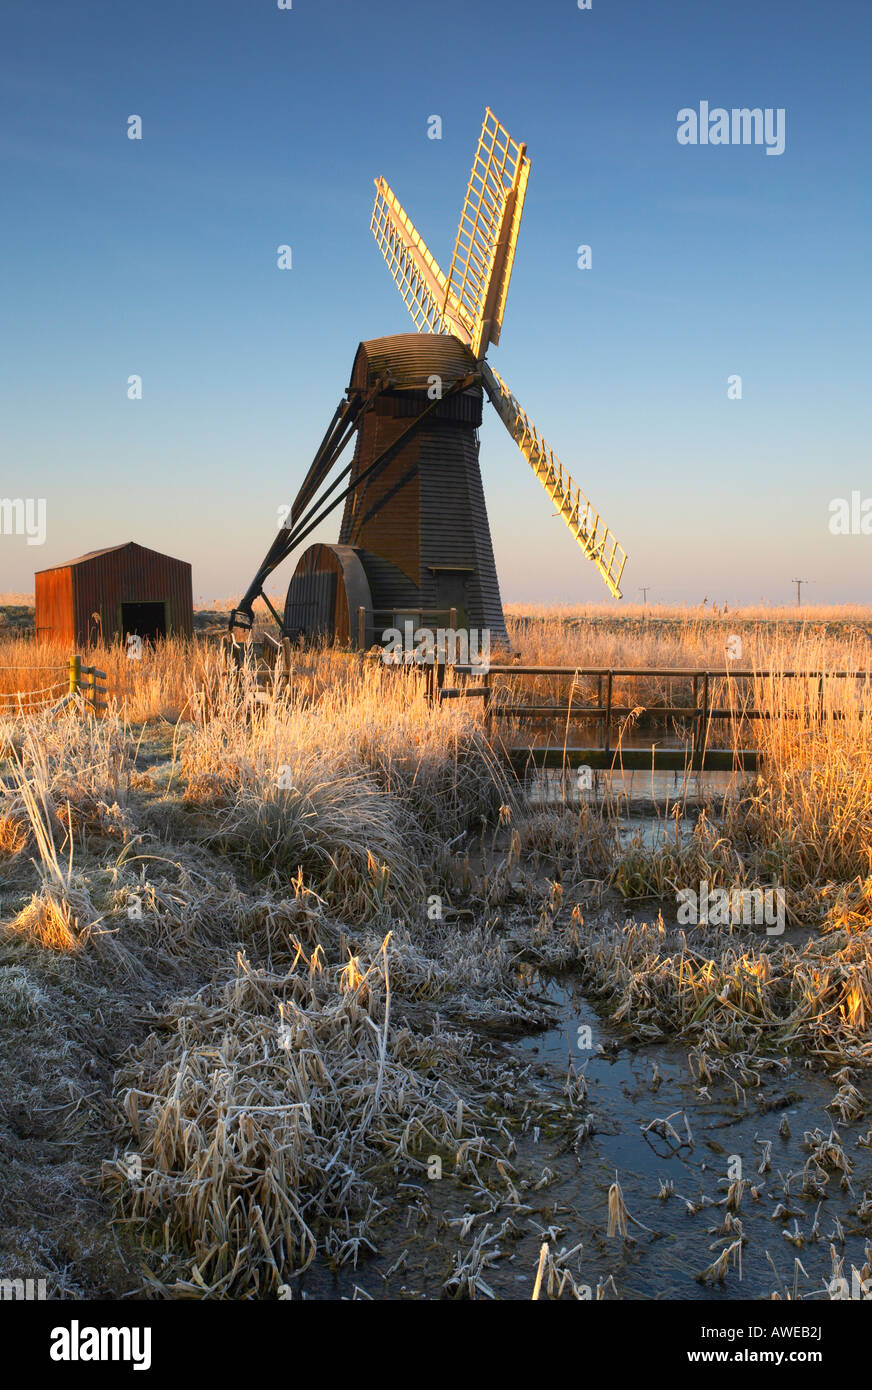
[121,601,166,642]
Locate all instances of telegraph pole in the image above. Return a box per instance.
[792,578,810,607]
[639,586,650,605]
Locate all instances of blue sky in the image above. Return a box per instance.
[1,0,869,605]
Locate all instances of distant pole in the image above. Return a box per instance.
[792,578,809,607]
[639,587,650,605]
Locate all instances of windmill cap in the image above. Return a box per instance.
[351,334,480,394]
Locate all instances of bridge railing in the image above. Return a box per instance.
[437,664,872,772]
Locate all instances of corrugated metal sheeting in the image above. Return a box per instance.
[35,542,193,647]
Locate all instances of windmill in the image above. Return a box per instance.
[232,109,627,646]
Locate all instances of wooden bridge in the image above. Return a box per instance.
[224,631,870,778]
[437,663,871,775]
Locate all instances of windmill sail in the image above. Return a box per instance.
[481,363,627,599]
[370,179,470,341]
[236,108,629,644]
[444,109,531,359]
[370,108,530,360]
[368,109,629,604]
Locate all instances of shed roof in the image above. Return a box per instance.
[35,542,189,574]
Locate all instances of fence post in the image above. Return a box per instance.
[483,667,492,737]
[604,670,613,756]
[74,664,106,716]
[357,605,367,650]
[69,653,81,698]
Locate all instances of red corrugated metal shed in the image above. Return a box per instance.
[35,542,193,647]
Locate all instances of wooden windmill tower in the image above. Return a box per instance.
[232,110,627,645]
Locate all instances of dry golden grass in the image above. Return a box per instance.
[178,650,505,921]
[508,607,871,667]
[2,606,872,1300]
[567,914,872,1072]
[506,601,872,624]
[0,634,192,718]
[11,888,82,953]
[0,614,869,925]
[488,611,872,769]
[0,811,27,856]
[193,593,284,615]
[108,944,513,1296]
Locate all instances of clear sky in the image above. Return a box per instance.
[1,0,869,606]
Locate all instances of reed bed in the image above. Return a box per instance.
[109,944,521,1297]
[561,917,872,1071]
[180,650,505,917]
[2,608,872,1299]
[495,615,872,751]
[597,668,872,925]
[724,674,872,924]
[0,634,200,720]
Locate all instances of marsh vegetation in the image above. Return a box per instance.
[1,606,871,1299]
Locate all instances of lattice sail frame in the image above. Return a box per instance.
[371,179,469,340]
[369,109,628,599]
[482,364,627,599]
[444,108,530,358]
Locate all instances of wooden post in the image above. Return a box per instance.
[94,668,107,715]
[449,606,457,630]
[69,653,81,697]
[604,670,613,756]
[357,605,367,650]
[432,652,446,705]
